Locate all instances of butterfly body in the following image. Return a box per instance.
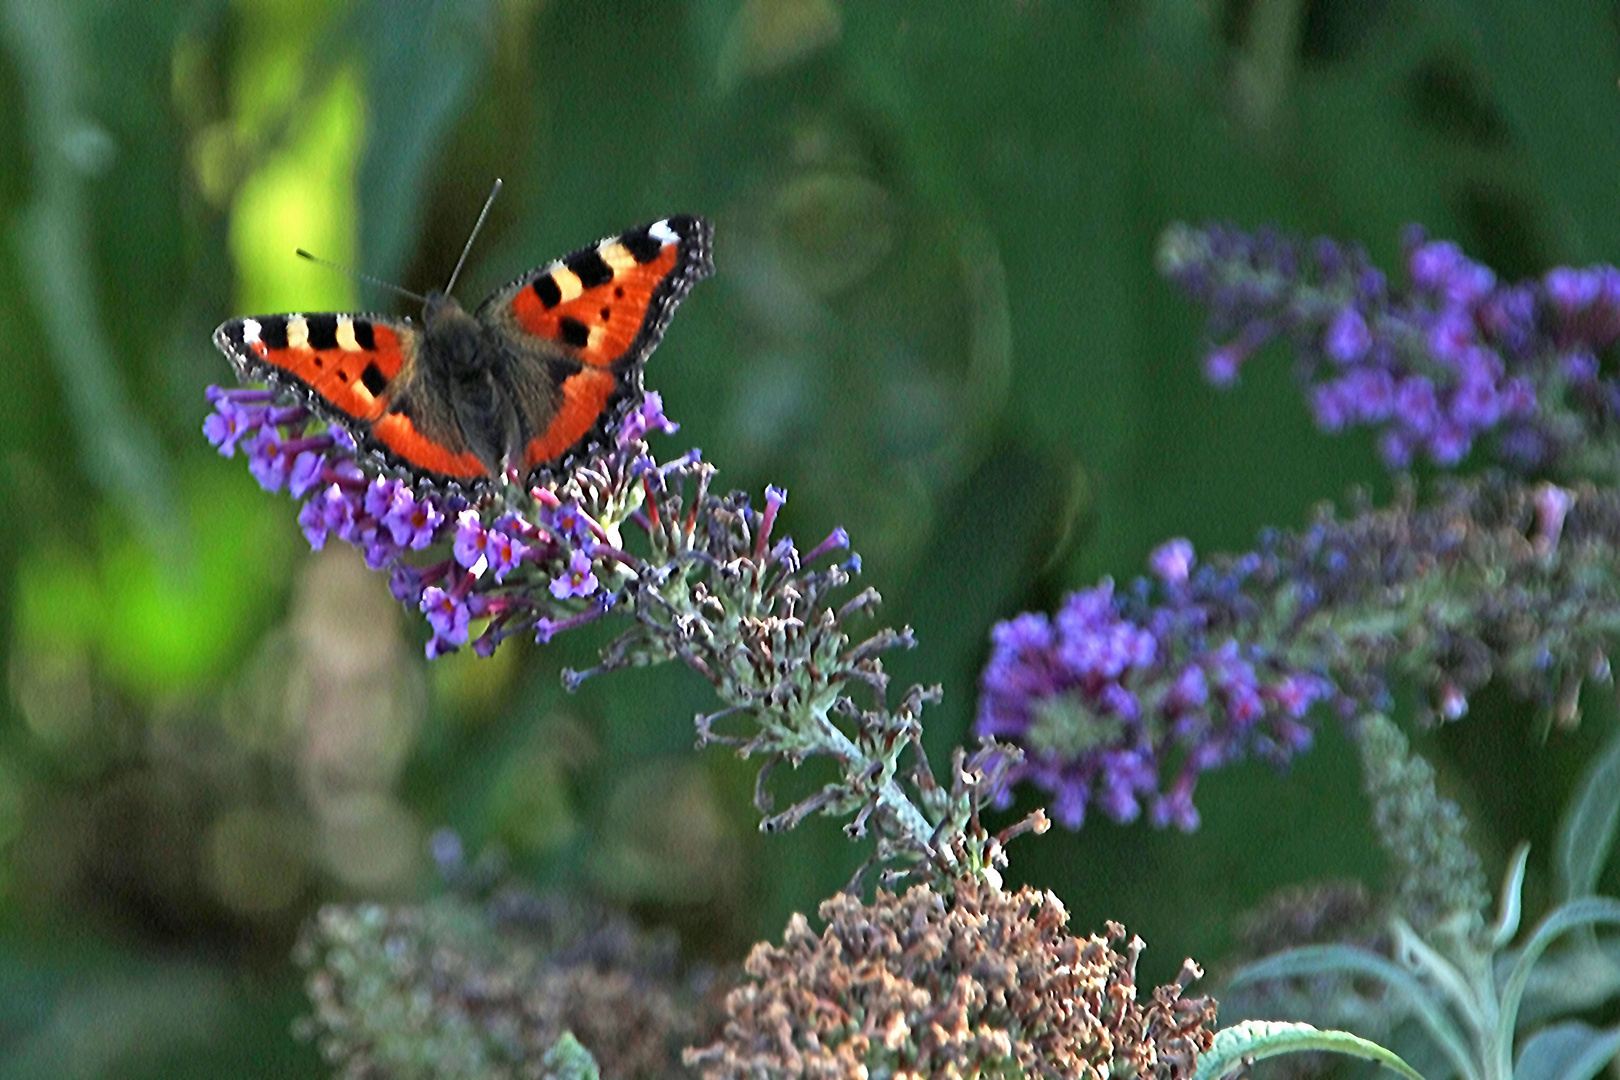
[214,215,713,490]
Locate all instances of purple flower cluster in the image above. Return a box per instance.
[977,540,1331,832]
[203,388,684,657]
[208,357,1038,885]
[1158,223,1620,473]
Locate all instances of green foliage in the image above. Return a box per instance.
[543,1034,602,1080]
[1224,719,1620,1080]
[1193,1020,1426,1080]
[4,0,1620,1076]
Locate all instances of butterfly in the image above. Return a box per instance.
[213,209,713,491]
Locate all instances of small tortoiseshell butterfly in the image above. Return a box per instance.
[213,210,713,490]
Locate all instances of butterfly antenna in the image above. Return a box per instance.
[294,249,429,305]
[444,177,503,298]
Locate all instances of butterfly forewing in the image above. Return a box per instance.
[480,216,714,372]
[215,312,405,425]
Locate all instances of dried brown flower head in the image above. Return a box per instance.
[685,879,1217,1079]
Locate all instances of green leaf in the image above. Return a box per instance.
[1555,721,1620,900]
[1509,940,1620,1029]
[1497,897,1620,1080]
[1513,1021,1620,1080]
[352,0,496,284]
[0,0,177,551]
[1229,945,1478,1080]
[1489,843,1531,950]
[1193,1019,1427,1080]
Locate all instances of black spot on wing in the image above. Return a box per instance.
[259,316,289,350]
[620,225,663,264]
[360,362,388,396]
[565,249,614,289]
[353,319,376,351]
[532,275,562,310]
[306,313,339,350]
[558,316,590,348]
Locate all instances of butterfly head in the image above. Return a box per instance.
[417,289,492,375]
[421,289,469,327]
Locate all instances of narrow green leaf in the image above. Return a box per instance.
[1230,945,1478,1080]
[1497,897,1620,1080]
[1555,721,1620,900]
[1489,844,1531,950]
[353,0,496,284]
[1513,1021,1620,1080]
[1193,1020,1427,1080]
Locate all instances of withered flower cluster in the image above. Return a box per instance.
[686,879,1216,1080]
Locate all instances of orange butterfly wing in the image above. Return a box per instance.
[478,216,713,470]
[212,312,488,481]
[214,216,713,487]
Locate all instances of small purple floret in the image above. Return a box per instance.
[364,478,401,520]
[486,527,529,583]
[550,548,600,600]
[806,527,851,564]
[389,564,425,606]
[1149,539,1195,585]
[453,510,491,575]
[298,495,332,549]
[288,451,326,498]
[618,390,680,447]
[204,398,259,456]
[547,501,593,546]
[422,585,472,648]
[383,486,445,550]
[246,430,291,492]
[1324,307,1372,363]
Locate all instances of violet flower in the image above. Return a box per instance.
[978,544,1330,833]
[979,472,1620,831]
[965,224,1620,832]
[1158,222,1620,476]
[204,384,1039,886]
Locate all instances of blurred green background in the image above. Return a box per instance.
[3,0,1619,1075]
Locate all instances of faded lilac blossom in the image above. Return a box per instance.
[977,549,1330,832]
[981,472,1620,830]
[296,892,707,1080]
[1157,222,1620,476]
[206,377,1030,888]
